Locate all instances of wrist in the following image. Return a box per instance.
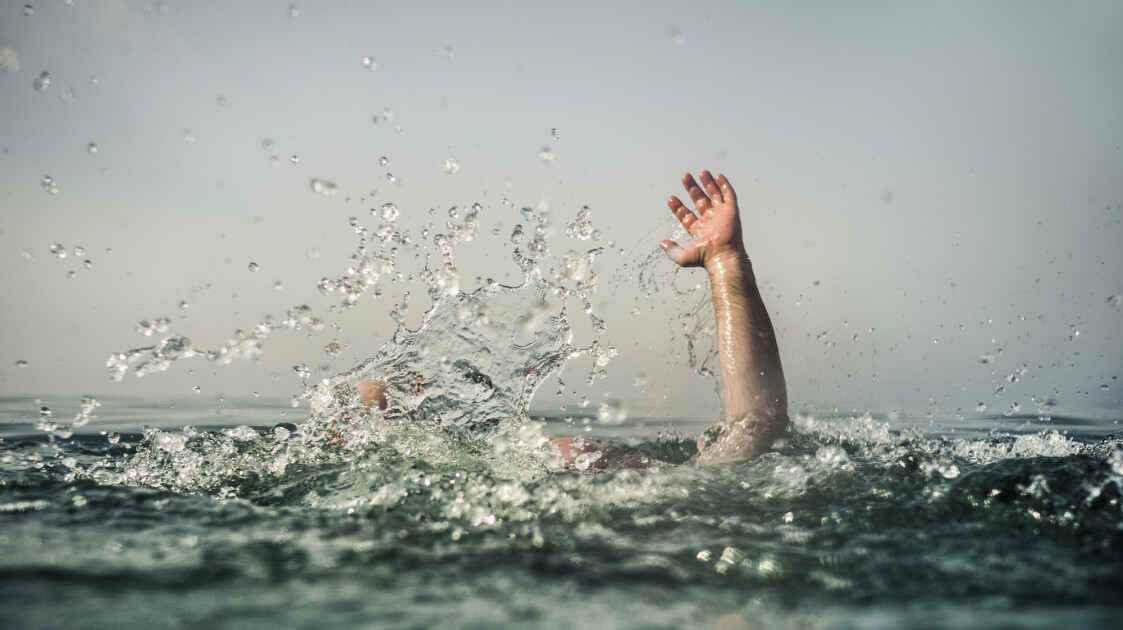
[704,246,751,279]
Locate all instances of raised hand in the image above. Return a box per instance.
[660,171,746,269]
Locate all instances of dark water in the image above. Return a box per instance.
[2,398,1121,630]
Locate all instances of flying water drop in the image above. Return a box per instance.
[33,70,51,91]
[310,178,338,195]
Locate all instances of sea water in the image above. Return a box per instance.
[2,203,1121,629]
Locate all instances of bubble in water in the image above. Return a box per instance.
[380,203,399,221]
[435,45,454,59]
[310,178,337,195]
[15,359,28,368]
[538,147,556,164]
[1109,294,1122,307]
[361,56,376,70]
[247,262,259,272]
[87,142,98,153]
[443,157,460,174]
[42,176,58,194]
[49,243,66,258]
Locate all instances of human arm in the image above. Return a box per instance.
[661,171,788,464]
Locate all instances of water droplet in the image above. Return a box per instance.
[215,94,226,106]
[379,156,389,167]
[181,129,195,144]
[107,432,121,444]
[87,142,98,153]
[1109,294,1122,307]
[380,203,399,221]
[39,406,51,418]
[49,243,66,258]
[73,246,84,256]
[192,385,201,393]
[273,280,284,291]
[15,359,28,368]
[247,262,258,272]
[386,172,396,182]
[551,128,559,142]
[443,157,460,174]
[41,175,58,194]
[290,155,299,164]
[361,56,376,70]
[178,300,189,309]
[309,178,337,195]
[538,147,556,163]
[597,400,627,425]
[83,259,93,269]
[293,364,311,379]
[0,44,19,73]
[323,341,341,357]
[23,5,34,17]
[287,4,300,17]
[435,45,454,59]
[262,138,274,151]
[669,27,687,47]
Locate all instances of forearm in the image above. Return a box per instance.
[699,250,788,462]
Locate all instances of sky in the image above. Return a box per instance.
[1,0,1121,424]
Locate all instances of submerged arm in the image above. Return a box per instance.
[661,171,788,464]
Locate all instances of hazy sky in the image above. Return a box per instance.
[2,0,1121,423]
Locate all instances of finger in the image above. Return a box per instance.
[668,195,700,233]
[700,170,723,205]
[659,239,685,265]
[682,173,712,213]
[715,172,737,206]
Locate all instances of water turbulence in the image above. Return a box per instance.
[101,200,617,503]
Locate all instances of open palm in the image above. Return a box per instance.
[660,171,745,269]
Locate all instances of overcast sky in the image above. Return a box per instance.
[2,0,1121,423]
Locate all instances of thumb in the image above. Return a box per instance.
[659,240,684,264]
